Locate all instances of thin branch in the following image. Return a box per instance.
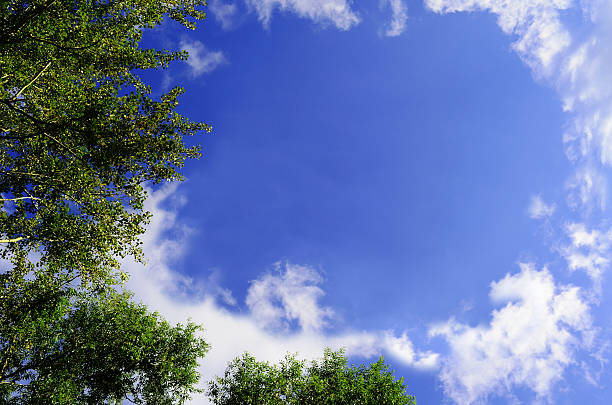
[0,104,81,156]
[0,170,56,181]
[27,34,104,52]
[23,189,41,209]
[0,380,29,386]
[0,99,48,126]
[0,196,42,202]
[0,237,27,243]
[13,61,52,100]
[124,394,137,404]
[0,362,31,383]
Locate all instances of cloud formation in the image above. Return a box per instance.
[430,264,594,404]
[425,1,612,211]
[246,262,334,332]
[561,223,612,291]
[124,185,438,404]
[144,3,612,404]
[208,0,238,30]
[381,0,408,37]
[180,39,228,77]
[245,0,360,30]
[423,3,612,402]
[425,0,572,75]
[528,194,556,219]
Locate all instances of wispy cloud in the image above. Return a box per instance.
[430,264,594,404]
[425,0,572,76]
[528,194,556,219]
[180,39,228,77]
[425,1,612,211]
[565,165,607,212]
[209,0,239,30]
[245,0,360,30]
[124,185,438,403]
[381,0,408,37]
[561,223,612,292]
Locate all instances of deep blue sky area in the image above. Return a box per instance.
[134,2,612,404]
[171,10,569,321]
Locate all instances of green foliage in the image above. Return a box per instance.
[0,1,212,402]
[0,0,210,283]
[0,273,209,404]
[208,349,417,405]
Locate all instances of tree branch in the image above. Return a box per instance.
[27,34,104,52]
[0,99,49,126]
[0,196,42,202]
[0,237,27,243]
[13,61,52,100]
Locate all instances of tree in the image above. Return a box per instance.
[208,349,417,405]
[0,0,210,284]
[0,1,212,402]
[0,276,209,404]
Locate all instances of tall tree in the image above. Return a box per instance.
[1,1,212,402]
[208,349,417,405]
[0,0,210,284]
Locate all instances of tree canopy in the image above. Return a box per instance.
[1,0,210,284]
[0,280,208,404]
[1,1,211,403]
[208,349,417,405]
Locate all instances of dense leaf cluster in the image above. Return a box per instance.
[0,0,210,283]
[0,273,208,404]
[208,349,417,405]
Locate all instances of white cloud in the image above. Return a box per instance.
[381,0,408,37]
[528,194,556,219]
[245,0,360,30]
[565,165,607,212]
[561,223,612,289]
[123,186,438,404]
[430,264,594,404]
[384,332,440,370]
[180,39,227,77]
[408,5,612,402]
[425,1,612,210]
[246,262,334,332]
[209,0,238,30]
[425,0,572,76]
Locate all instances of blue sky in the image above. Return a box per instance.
[126,1,612,403]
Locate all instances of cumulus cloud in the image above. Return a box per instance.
[381,0,408,37]
[245,0,360,30]
[430,264,594,404]
[123,185,437,404]
[246,262,334,332]
[528,194,556,219]
[180,39,227,77]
